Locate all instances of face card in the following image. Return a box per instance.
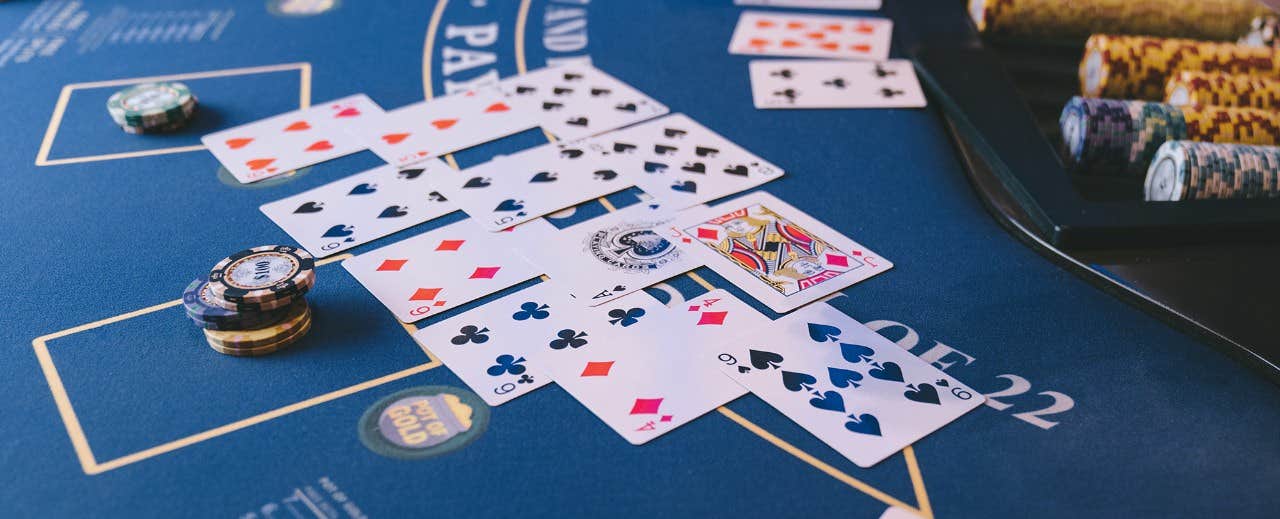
[531,289,764,444]
[411,281,578,406]
[499,64,669,142]
[513,202,696,306]
[202,94,384,184]
[343,218,543,323]
[713,302,984,467]
[666,191,892,313]
[582,114,784,209]
[428,141,634,232]
[348,87,538,167]
[728,11,893,61]
[259,162,455,257]
[749,59,925,109]
[733,0,883,9]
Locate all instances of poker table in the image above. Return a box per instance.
[2,1,1278,517]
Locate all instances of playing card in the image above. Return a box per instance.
[343,218,543,323]
[259,162,455,257]
[428,141,634,232]
[512,202,696,306]
[666,191,891,313]
[734,0,882,9]
[498,64,668,142]
[714,302,984,467]
[347,87,538,167]
[411,281,574,406]
[749,59,926,109]
[202,94,384,184]
[581,114,784,209]
[728,11,893,61]
[531,289,763,444]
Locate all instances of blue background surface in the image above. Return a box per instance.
[1,1,1277,517]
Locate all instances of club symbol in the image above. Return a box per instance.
[873,63,897,78]
[486,354,527,376]
[772,88,798,103]
[770,68,793,79]
[517,374,535,384]
[450,325,490,345]
[549,329,589,350]
[879,88,905,98]
[607,307,646,327]
[512,302,551,321]
[822,77,847,89]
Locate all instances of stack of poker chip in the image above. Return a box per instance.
[183,245,316,356]
[1059,97,1280,179]
[1238,15,1280,48]
[106,81,198,134]
[970,0,1268,44]
[1145,141,1280,201]
[1165,71,1280,109]
[1079,35,1280,100]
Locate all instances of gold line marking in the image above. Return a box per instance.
[36,85,75,166]
[423,0,448,100]
[515,0,531,75]
[716,407,923,515]
[903,446,933,518]
[64,62,312,90]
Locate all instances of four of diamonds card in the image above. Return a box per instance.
[201,10,967,468]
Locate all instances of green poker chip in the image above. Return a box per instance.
[358,386,489,460]
[107,81,197,130]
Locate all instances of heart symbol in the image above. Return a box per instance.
[593,170,618,181]
[529,171,557,183]
[463,176,491,188]
[495,199,524,212]
[819,41,839,51]
[643,161,668,173]
[226,137,253,149]
[246,158,276,171]
[807,323,842,342]
[844,413,882,436]
[431,118,458,130]
[294,201,323,214]
[484,102,510,113]
[348,183,377,195]
[284,121,311,132]
[839,343,876,363]
[755,20,775,28]
[869,361,904,383]
[806,31,825,40]
[671,180,697,193]
[786,21,806,29]
[748,38,770,47]
[781,371,817,392]
[828,367,863,389]
[904,384,941,405]
[748,349,783,370]
[852,43,872,53]
[322,224,355,238]
[566,116,589,127]
[381,133,410,144]
[305,140,334,152]
[681,162,706,174]
[378,206,409,218]
[334,107,361,118]
[855,23,875,34]
[808,391,845,412]
[724,165,750,177]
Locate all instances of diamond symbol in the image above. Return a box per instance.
[696,311,728,326]
[695,227,719,240]
[469,266,501,279]
[687,305,701,312]
[851,250,863,256]
[660,415,673,422]
[436,239,465,251]
[581,361,614,377]
[826,253,850,267]
[433,300,447,306]
[377,259,408,271]
[630,398,663,415]
[409,287,442,301]
[681,237,692,243]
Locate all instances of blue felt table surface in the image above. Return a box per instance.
[0,1,1277,517]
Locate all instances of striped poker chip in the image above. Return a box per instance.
[970,0,1268,44]
[182,276,296,330]
[207,245,315,305]
[205,313,312,357]
[1080,34,1280,100]
[1145,141,1280,201]
[203,301,311,350]
[1165,71,1280,110]
[106,82,197,129]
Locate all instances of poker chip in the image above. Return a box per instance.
[182,276,295,330]
[205,309,313,357]
[207,245,315,305]
[203,300,311,352]
[1165,71,1280,110]
[1080,34,1280,100]
[106,81,198,133]
[970,0,1268,44]
[1144,141,1280,201]
[1238,15,1280,48]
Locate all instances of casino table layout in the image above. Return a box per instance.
[2,1,1279,518]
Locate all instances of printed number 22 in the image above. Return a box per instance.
[982,374,1074,430]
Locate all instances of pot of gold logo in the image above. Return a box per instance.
[358,386,489,460]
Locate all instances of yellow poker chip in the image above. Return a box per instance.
[203,301,310,349]
[206,317,312,357]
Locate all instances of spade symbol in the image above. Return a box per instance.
[695,146,719,157]
[663,128,687,138]
[561,148,584,159]
[542,101,563,111]
[463,176,492,188]
[873,63,897,78]
[378,206,408,218]
[613,142,637,153]
[615,102,637,112]
[566,116,589,127]
[671,180,697,193]
[591,87,612,96]
[723,165,750,177]
[643,161,668,173]
[294,201,324,214]
[515,85,537,94]
[681,162,706,174]
[553,86,574,96]
[398,168,424,180]
[748,349,783,370]
[594,170,619,181]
